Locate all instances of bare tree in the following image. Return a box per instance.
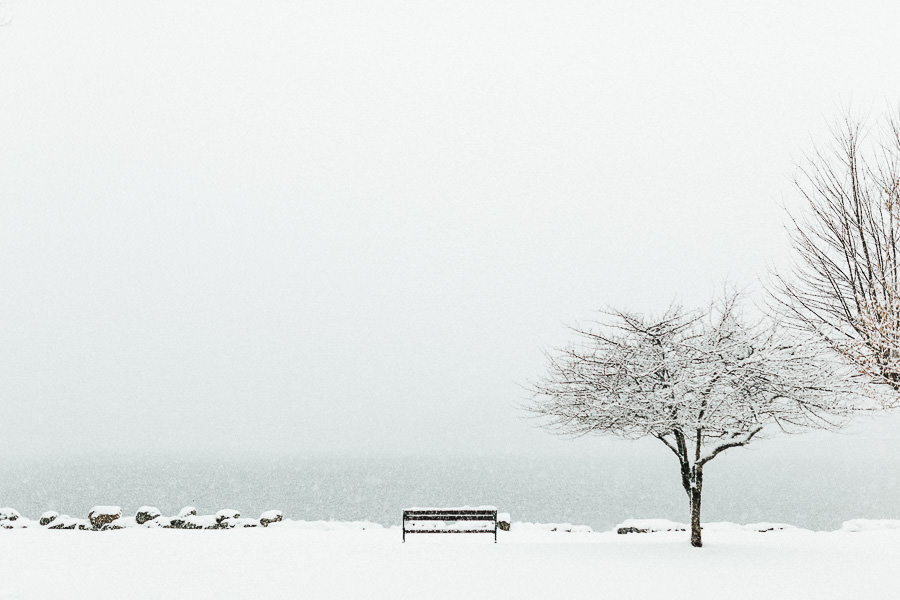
[770,112,900,393]
[528,292,861,547]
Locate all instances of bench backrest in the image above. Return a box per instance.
[403,509,496,521]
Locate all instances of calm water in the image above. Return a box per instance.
[2,450,898,531]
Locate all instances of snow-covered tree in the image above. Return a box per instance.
[528,292,864,547]
[770,112,900,394]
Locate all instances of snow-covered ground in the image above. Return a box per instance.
[2,519,899,599]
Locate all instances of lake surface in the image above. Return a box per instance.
[2,449,898,531]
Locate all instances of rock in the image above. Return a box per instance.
[167,516,204,530]
[135,506,162,525]
[260,510,283,527]
[498,512,511,532]
[617,526,649,534]
[616,525,685,534]
[89,506,123,530]
[101,519,126,531]
[0,507,21,521]
[143,516,166,528]
[40,511,59,526]
[48,516,91,530]
[165,508,204,528]
[215,509,240,524]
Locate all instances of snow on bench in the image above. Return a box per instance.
[402,506,498,543]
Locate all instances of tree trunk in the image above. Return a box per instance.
[689,486,702,547]
[689,466,703,547]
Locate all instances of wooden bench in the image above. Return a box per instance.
[402,508,498,543]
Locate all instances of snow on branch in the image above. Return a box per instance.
[528,291,868,456]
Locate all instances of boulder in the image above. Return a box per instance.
[167,516,205,530]
[215,517,238,529]
[617,526,649,534]
[616,525,685,534]
[259,510,283,527]
[89,506,123,530]
[0,507,21,521]
[135,506,162,525]
[101,519,126,531]
[229,518,258,528]
[40,511,59,526]
[48,516,91,530]
[215,509,240,525]
[144,516,166,528]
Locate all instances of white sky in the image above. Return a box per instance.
[2,0,900,458]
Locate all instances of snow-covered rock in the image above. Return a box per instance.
[215,509,240,525]
[614,519,687,534]
[167,514,213,529]
[0,507,21,521]
[135,506,161,525]
[233,518,259,528]
[101,518,127,531]
[47,515,91,530]
[260,510,283,527]
[89,506,122,530]
[143,516,167,528]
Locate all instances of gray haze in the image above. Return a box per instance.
[2,0,900,460]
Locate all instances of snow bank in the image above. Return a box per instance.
[3,519,900,599]
[614,518,686,533]
[840,519,900,532]
[613,519,803,534]
[512,522,593,533]
[270,519,386,531]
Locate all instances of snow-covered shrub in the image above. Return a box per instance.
[40,511,59,526]
[178,506,197,518]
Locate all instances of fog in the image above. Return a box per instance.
[2,0,900,461]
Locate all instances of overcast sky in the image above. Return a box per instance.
[2,0,900,458]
